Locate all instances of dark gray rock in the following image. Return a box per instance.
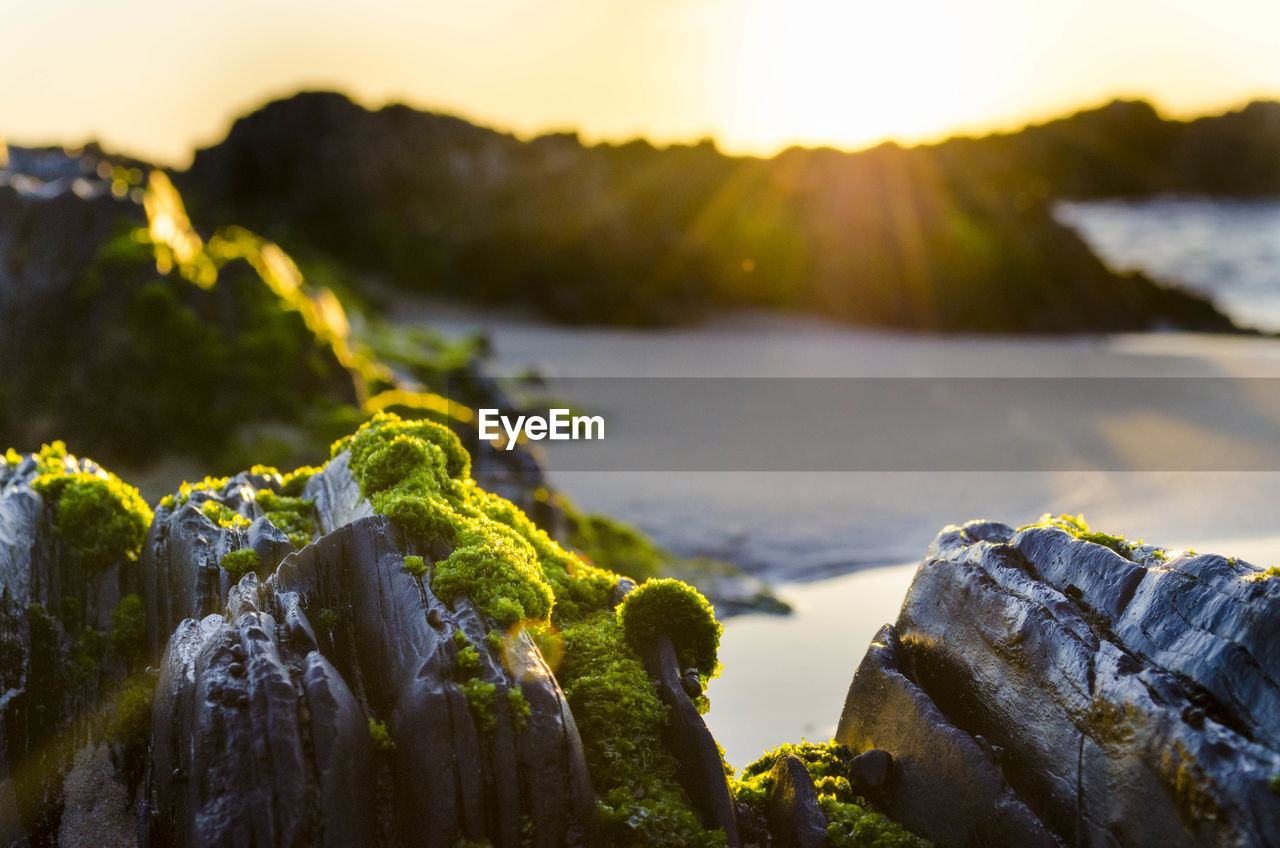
[838,625,1058,848]
[635,632,740,846]
[0,451,144,847]
[140,469,300,657]
[839,519,1280,848]
[147,508,595,847]
[847,748,893,801]
[763,753,827,848]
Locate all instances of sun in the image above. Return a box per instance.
[721,0,1013,153]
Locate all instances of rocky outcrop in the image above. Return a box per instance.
[2,439,763,846]
[181,92,1242,333]
[837,520,1280,848]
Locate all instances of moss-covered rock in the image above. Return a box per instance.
[26,442,151,572]
[731,741,929,848]
[617,578,721,678]
[339,411,616,626]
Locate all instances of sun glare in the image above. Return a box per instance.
[724,0,1013,152]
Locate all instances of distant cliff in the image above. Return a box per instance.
[180,92,1253,333]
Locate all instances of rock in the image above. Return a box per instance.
[635,632,741,846]
[763,753,828,848]
[148,494,597,847]
[0,450,145,846]
[847,748,893,800]
[838,625,1057,848]
[838,519,1280,848]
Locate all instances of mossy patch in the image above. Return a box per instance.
[109,676,156,750]
[339,412,615,626]
[219,548,262,580]
[1021,513,1162,562]
[404,555,428,578]
[368,718,396,753]
[26,442,152,572]
[457,679,499,733]
[506,688,530,732]
[558,611,724,847]
[569,512,664,583]
[617,578,721,677]
[201,500,250,531]
[731,741,928,848]
[255,490,317,549]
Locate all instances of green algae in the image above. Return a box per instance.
[338,413,728,842]
[457,679,499,733]
[219,548,262,580]
[568,512,664,583]
[617,578,721,678]
[506,688,530,732]
[368,717,396,753]
[731,741,928,848]
[201,500,250,531]
[557,610,724,847]
[255,490,317,549]
[338,411,615,627]
[24,442,152,572]
[109,676,156,750]
[404,554,428,578]
[1022,513,1153,561]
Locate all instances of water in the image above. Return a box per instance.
[1056,198,1280,332]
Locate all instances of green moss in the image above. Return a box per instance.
[507,687,530,732]
[569,512,664,582]
[456,644,483,677]
[109,676,155,750]
[340,412,615,627]
[485,629,504,654]
[617,578,721,677]
[1250,566,1280,582]
[732,741,927,848]
[255,490,317,549]
[1022,513,1136,560]
[27,443,152,572]
[404,554,428,578]
[368,717,396,753]
[1269,775,1280,794]
[821,796,929,848]
[219,548,262,580]
[558,611,721,847]
[457,679,498,733]
[280,465,320,496]
[109,594,147,668]
[201,499,251,531]
[161,475,231,510]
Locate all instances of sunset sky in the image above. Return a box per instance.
[3,0,1278,165]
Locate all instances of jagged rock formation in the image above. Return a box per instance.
[180,91,1241,333]
[1,424,793,846]
[837,519,1280,848]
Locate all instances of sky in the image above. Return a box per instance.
[2,0,1278,166]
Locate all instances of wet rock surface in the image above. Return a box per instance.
[763,754,827,848]
[837,520,1280,848]
[2,446,769,846]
